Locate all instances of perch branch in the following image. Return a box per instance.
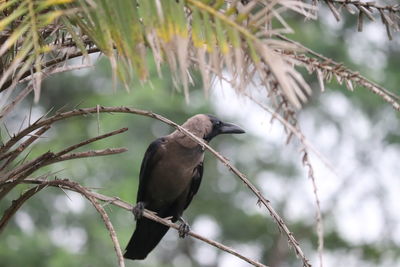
[18,178,269,267]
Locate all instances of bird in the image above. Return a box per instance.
[124,114,245,260]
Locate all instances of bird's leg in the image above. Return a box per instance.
[177,217,191,238]
[132,202,145,220]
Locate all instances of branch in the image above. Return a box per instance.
[0,184,46,234]
[245,93,337,175]
[1,152,55,184]
[0,179,125,267]
[0,125,51,171]
[302,150,324,267]
[0,128,127,200]
[245,93,326,266]
[17,178,269,267]
[54,127,128,156]
[0,106,311,266]
[49,148,128,164]
[69,180,126,267]
[0,83,34,120]
[0,148,127,200]
[0,152,55,199]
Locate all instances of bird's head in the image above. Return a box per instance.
[203,115,245,142]
[179,114,245,143]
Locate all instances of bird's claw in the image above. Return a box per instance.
[132,202,145,220]
[178,221,191,238]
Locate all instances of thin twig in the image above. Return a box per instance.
[0,152,55,199]
[71,182,125,267]
[1,152,55,184]
[0,184,46,234]
[0,126,51,170]
[245,93,326,266]
[0,179,125,267]
[0,128,127,202]
[0,148,127,199]
[245,92,337,176]
[55,127,128,156]
[0,83,34,120]
[49,148,128,164]
[302,150,324,267]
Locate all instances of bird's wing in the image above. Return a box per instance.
[184,162,204,210]
[136,138,165,203]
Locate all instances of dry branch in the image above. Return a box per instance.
[7,178,269,267]
[302,150,324,267]
[0,125,51,171]
[54,128,128,156]
[0,148,127,200]
[246,93,325,266]
[0,127,128,201]
[49,148,128,164]
[67,180,126,267]
[0,184,46,234]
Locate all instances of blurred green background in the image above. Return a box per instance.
[1,6,400,267]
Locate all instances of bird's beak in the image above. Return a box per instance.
[219,122,245,135]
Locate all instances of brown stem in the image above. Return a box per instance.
[0,126,51,171]
[54,127,128,156]
[0,148,127,199]
[18,178,269,267]
[49,148,128,164]
[0,184,46,234]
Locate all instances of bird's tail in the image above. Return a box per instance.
[124,217,170,260]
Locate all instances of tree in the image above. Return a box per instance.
[1,1,399,267]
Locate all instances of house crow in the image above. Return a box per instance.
[124,114,245,260]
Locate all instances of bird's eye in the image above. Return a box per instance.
[216,121,221,126]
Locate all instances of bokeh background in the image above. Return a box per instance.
[1,5,400,267]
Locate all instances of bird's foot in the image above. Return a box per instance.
[178,217,191,238]
[132,202,145,220]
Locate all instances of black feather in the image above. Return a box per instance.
[124,217,169,260]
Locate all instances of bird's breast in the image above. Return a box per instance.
[146,145,203,207]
